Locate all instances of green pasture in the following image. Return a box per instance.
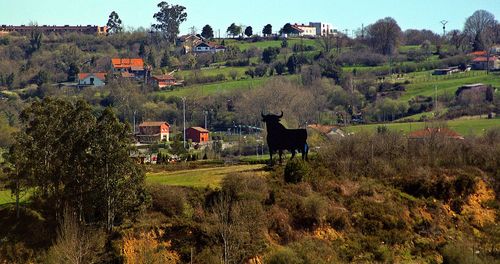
[345,118,500,136]
[146,164,266,188]
[400,72,499,101]
[224,38,320,51]
[155,77,268,98]
[176,66,249,80]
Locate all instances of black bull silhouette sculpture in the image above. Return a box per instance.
[261,112,308,164]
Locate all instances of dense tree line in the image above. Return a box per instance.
[4,98,147,230]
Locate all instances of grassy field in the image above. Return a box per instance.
[224,38,320,51]
[155,77,268,98]
[146,164,266,188]
[345,118,500,136]
[155,74,299,98]
[400,72,500,101]
[175,66,250,80]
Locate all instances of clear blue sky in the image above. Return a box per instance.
[1,0,498,36]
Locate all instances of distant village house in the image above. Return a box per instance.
[150,74,182,89]
[186,127,210,143]
[0,24,108,35]
[471,56,500,70]
[77,73,106,87]
[111,58,148,79]
[193,42,226,54]
[287,24,317,37]
[432,66,461,75]
[137,121,170,144]
[309,22,336,36]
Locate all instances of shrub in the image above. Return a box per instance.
[267,206,294,243]
[229,70,238,80]
[254,64,268,77]
[225,59,250,67]
[265,247,301,264]
[289,238,339,264]
[262,47,280,64]
[148,185,189,217]
[441,242,484,264]
[284,159,310,184]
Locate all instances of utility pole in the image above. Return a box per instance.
[203,110,208,129]
[440,20,448,37]
[434,85,438,112]
[133,110,137,134]
[182,97,187,149]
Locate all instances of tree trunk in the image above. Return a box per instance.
[106,162,112,232]
[15,176,20,219]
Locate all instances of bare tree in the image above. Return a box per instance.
[318,35,336,54]
[235,78,317,127]
[448,29,468,52]
[464,10,496,51]
[211,192,242,264]
[45,209,104,264]
[366,17,402,55]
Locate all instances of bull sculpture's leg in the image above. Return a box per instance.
[269,147,274,166]
[303,143,309,161]
[291,149,296,159]
[278,149,283,164]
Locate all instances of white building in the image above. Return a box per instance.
[77,73,106,87]
[309,22,336,36]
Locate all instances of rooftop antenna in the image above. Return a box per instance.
[440,20,448,37]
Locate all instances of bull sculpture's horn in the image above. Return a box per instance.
[278,111,283,118]
[261,111,265,118]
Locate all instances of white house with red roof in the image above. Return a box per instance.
[471,56,500,70]
[77,73,106,86]
[111,58,148,79]
[291,24,316,37]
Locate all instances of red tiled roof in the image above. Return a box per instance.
[139,121,170,127]
[78,72,106,80]
[409,128,463,139]
[111,58,144,69]
[152,74,176,81]
[469,51,487,56]
[472,56,498,62]
[189,127,209,133]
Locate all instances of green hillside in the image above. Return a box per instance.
[345,118,500,135]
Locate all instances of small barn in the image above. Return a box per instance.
[186,127,210,143]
